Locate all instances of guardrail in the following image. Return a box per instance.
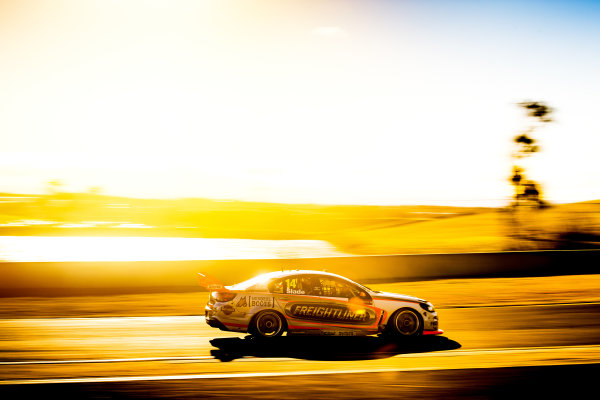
[1,250,598,296]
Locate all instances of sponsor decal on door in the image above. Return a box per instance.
[284,302,376,325]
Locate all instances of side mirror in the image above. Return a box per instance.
[350,292,372,305]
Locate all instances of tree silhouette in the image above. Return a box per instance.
[510,101,553,207]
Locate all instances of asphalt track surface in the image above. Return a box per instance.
[1,302,599,399]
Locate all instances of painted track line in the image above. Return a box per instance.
[0,356,215,366]
[0,355,292,366]
[3,344,600,366]
[0,368,453,385]
[443,301,600,309]
[2,344,600,385]
[4,361,600,386]
[395,344,600,357]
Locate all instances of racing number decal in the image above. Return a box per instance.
[286,278,297,289]
[284,278,305,295]
[284,302,376,325]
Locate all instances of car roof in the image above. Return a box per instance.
[228,269,359,291]
[255,270,351,281]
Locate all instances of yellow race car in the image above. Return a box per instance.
[201,270,442,339]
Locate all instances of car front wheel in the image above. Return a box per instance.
[250,311,286,338]
[389,308,423,337]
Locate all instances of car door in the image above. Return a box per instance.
[269,274,318,332]
[305,276,381,329]
[273,274,382,334]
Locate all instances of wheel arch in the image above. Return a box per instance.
[387,306,424,336]
[248,309,288,336]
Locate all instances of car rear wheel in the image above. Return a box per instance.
[389,308,423,337]
[251,311,286,338]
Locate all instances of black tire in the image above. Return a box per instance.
[250,310,286,338]
[388,308,423,337]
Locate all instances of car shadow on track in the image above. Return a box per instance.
[209,335,461,362]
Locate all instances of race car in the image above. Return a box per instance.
[201,270,442,338]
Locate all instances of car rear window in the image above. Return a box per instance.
[229,273,276,291]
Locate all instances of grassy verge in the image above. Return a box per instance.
[1,274,599,319]
[369,274,600,308]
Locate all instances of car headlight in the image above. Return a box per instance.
[419,302,435,312]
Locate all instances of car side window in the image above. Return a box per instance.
[268,279,284,294]
[268,276,307,295]
[268,275,368,299]
[299,276,322,296]
[316,277,358,298]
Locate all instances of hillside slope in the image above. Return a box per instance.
[329,211,509,254]
[329,202,600,254]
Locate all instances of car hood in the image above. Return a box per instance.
[371,291,426,304]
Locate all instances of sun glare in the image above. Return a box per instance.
[0,236,349,262]
[0,1,599,205]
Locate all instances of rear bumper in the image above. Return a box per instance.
[205,316,229,331]
[205,304,230,331]
[205,303,250,333]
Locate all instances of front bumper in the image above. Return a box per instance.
[423,329,444,335]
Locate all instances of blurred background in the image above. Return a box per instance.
[1,0,599,264]
[1,1,600,398]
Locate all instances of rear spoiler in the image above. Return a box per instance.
[198,273,229,292]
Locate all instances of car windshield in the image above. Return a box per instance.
[351,281,379,294]
[361,284,379,293]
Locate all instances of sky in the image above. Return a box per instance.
[1,0,599,206]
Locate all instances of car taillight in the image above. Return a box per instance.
[212,291,237,302]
